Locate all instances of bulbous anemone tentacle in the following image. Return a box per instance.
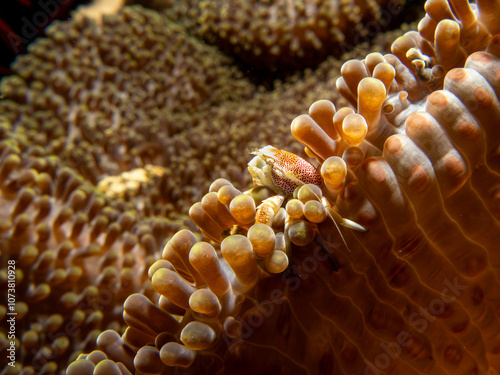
[64,0,500,374]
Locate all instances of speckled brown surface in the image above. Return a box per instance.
[62,1,500,374]
[0,1,451,374]
[142,0,413,73]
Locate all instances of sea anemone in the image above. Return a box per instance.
[0,114,192,374]
[0,5,257,215]
[66,0,500,374]
[153,0,413,72]
[0,3,418,374]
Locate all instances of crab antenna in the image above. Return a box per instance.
[249,147,259,155]
[296,183,366,253]
[325,207,353,253]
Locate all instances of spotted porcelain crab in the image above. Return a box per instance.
[247,145,367,251]
[248,145,323,197]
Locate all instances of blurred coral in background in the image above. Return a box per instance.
[138,0,420,75]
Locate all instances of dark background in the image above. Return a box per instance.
[0,0,90,77]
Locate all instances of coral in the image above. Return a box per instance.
[0,115,193,373]
[0,2,428,375]
[96,165,166,199]
[65,0,500,374]
[72,0,126,25]
[149,0,413,72]
[0,3,402,219]
[0,5,256,210]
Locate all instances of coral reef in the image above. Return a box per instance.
[0,3,417,374]
[144,0,412,73]
[0,3,405,219]
[1,8,254,183]
[64,0,500,374]
[0,115,191,374]
[6,0,485,373]
[0,5,256,211]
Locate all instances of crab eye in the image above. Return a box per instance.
[266,158,274,165]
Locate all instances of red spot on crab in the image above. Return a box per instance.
[265,147,322,196]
